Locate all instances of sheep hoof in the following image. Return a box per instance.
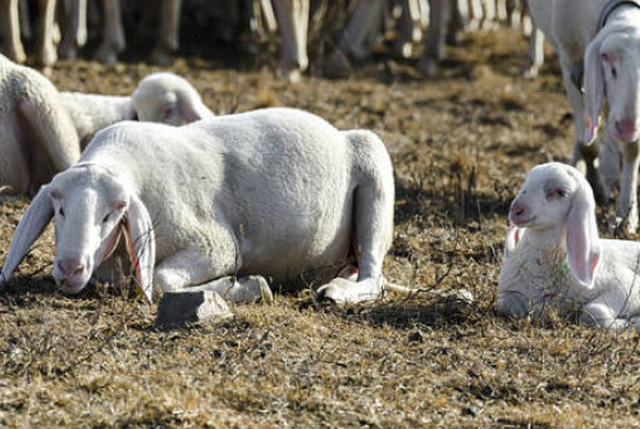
[155,290,233,328]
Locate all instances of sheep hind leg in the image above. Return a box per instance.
[317,132,394,305]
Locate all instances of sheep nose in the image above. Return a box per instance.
[615,119,637,142]
[58,258,86,280]
[509,200,526,222]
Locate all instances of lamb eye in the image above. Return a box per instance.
[59,207,64,217]
[611,67,617,78]
[102,212,111,223]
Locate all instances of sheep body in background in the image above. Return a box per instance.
[0,53,80,195]
[498,162,640,330]
[0,108,395,306]
[60,72,214,145]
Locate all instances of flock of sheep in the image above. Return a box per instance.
[1,0,640,332]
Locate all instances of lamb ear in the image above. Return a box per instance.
[0,186,53,287]
[583,34,606,145]
[566,182,601,286]
[123,193,155,303]
[125,103,139,121]
[179,98,214,124]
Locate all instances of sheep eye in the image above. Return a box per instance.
[59,207,64,217]
[102,212,111,223]
[611,67,617,78]
[546,189,566,199]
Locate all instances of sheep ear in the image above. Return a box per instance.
[504,225,524,255]
[584,35,605,144]
[125,103,139,121]
[566,184,601,285]
[179,99,214,124]
[123,193,155,303]
[1,186,53,287]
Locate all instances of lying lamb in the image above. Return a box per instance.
[0,53,80,195]
[498,162,640,330]
[60,72,214,146]
[527,0,640,232]
[0,108,396,305]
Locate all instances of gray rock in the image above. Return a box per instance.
[155,290,233,328]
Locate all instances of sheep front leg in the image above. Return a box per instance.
[581,301,630,331]
[599,123,621,202]
[559,52,604,201]
[618,141,640,233]
[153,247,272,303]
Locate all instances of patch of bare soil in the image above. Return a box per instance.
[1,29,640,428]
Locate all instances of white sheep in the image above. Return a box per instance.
[0,108,396,305]
[497,162,640,330]
[0,53,80,196]
[60,72,214,146]
[527,0,640,232]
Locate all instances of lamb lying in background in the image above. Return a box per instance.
[60,72,214,146]
[0,54,80,196]
[498,162,640,330]
[0,108,396,305]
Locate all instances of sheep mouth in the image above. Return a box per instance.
[510,215,536,227]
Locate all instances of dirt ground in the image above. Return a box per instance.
[2,29,640,428]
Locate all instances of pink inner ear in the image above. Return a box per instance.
[514,229,520,246]
[590,253,600,277]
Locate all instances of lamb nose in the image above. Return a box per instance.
[510,202,523,215]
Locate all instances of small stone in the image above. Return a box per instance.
[155,290,233,328]
[461,406,478,417]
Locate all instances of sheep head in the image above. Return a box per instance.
[508,163,601,286]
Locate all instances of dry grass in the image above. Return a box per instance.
[2,29,640,428]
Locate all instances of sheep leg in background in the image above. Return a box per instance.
[272,0,309,83]
[599,124,621,205]
[18,0,30,39]
[150,0,182,65]
[60,0,87,60]
[1,0,26,63]
[95,0,125,64]
[325,0,386,78]
[557,51,603,202]
[418,0,450,76]
[36,0,57,68]
[523,24,543,78]
[495,0,507,21]
[394,0,423,58]
[617,141,640,233]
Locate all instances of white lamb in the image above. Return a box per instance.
[0,108,396,305]
[527,0,640,232]
[60,72,214,146]
[0,53,80,196]
[498,162,640,330]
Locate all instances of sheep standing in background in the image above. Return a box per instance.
[0,0,58,68]
[0,53,79,195]
[0,108,396,306]
[60,72,214,146]
[498,163,640,330]
[528,0,640,232]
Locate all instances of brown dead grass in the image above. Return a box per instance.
[2,29,640,428]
